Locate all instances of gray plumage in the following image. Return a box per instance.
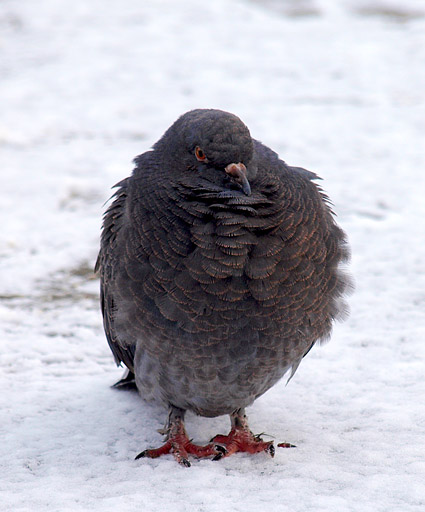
[96,109,350,464]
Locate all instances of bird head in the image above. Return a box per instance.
[154,109,257,196]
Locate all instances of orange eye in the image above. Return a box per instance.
[195,146,207,162]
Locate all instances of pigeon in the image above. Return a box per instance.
[96,108,351,466]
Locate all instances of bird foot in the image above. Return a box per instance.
[210,428,275,458]
[135,412,224,467]
[209,409,275,458]
[209,409,295,459]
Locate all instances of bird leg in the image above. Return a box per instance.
[211,408,292,459]
[135,405,224,467]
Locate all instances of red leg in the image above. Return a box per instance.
[211,409,295,459]
[135,406,224,467]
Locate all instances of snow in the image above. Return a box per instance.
[1,0,425,510]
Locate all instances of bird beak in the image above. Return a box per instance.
[225,163,251,196]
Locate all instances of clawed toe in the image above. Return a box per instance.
[135,450,147,460]
[277,442,297,448]
[136,436,223,466]
[267,443,275,457]
[211,444,227,461]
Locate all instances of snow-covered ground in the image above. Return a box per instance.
[1,0,425,510]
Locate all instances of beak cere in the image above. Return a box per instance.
[225,163,251,196]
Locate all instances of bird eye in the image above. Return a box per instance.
[195,146,207,162]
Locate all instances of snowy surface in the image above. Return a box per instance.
[1,0,425,510]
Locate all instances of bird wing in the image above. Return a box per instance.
[95,177,136,370]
